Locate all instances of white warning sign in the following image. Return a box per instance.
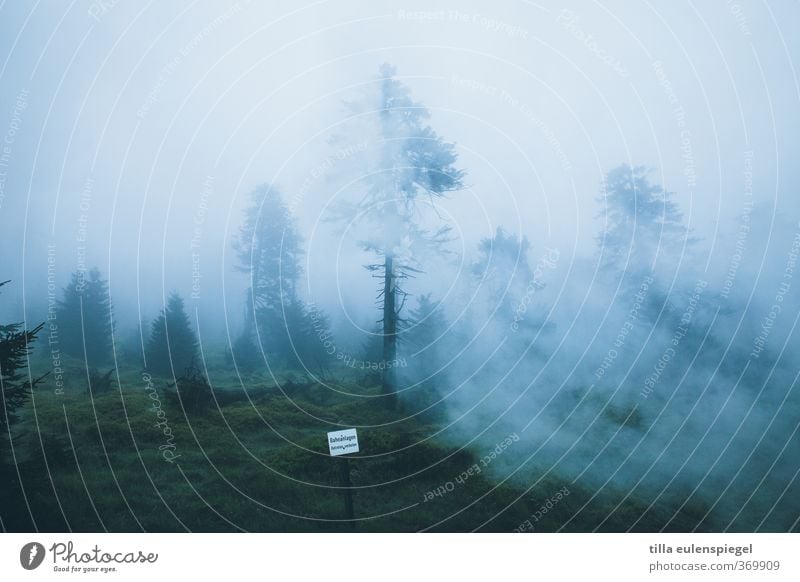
[327,428,359,457]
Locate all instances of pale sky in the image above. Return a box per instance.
[1,0,798,333]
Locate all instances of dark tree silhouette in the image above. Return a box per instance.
[234,185,301,318]
[472,226,554,333]
[283,298,333,379]
[234,185,302,367]
[0,281,49,531]
[56,268,113,368]
[401,294,449,416]
[119,322,146,369]
[473,227,534,299]
[0,281,45,442]
[595,164,698,325]
[146,292,198,377]
[331,64,465,399]
[233,185,333,374]
[597,164,691,276]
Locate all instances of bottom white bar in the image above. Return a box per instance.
[1,534,797,581]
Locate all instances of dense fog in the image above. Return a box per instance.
[1,1,798,532]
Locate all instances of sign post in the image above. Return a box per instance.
[327,428,359,529]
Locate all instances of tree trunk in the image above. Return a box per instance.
[382,253,397,398]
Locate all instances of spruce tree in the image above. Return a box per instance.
[596,164,696,320]
[145,292,198,377]
[0,281,45,442]
[597,164,691,277]
[0,281,47,531]
[56,268,113,368]
[234,185,301,321]
[234,185,327,371]
[471,227,558,338]
[283,299,333,378]
[331,64,465,398]
[401,293,448,413]
[473,228,534,296]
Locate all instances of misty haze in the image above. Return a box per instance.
[1,1,798,533]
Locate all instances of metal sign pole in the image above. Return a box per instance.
[339,455,355,529]
[327,426,360,530]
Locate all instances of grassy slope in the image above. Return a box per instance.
[2,355,712,533]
